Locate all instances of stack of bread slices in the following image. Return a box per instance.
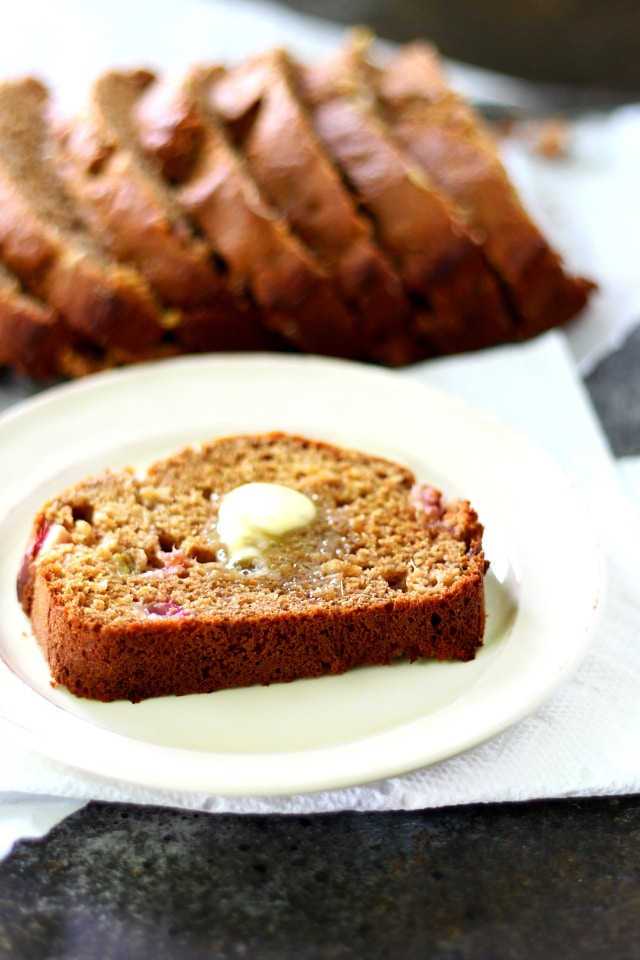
[0,32,594,380]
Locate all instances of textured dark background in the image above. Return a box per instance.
[2,797,640,960]
[277,0,640,91]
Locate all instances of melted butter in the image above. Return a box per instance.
[216,482,317,566]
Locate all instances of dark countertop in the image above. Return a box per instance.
[2,796,640,960]
[276,0,640,93]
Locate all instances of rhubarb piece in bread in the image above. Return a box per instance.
[17,432,487,703]
[0,78,168,360]
[371,41,595,337]
[137,68,360,359]
[296,48,518,355]
[207,50,427,366]
[56,70,277,354]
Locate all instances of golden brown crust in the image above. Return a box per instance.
[56,71,217,307]
[31,580,485,702]
[56,70,277,355]
[18,433,487,702]
[0,264,67,379]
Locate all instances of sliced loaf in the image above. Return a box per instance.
[17,432,487,703]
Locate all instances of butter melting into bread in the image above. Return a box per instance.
[17,433,488,703]
[0,35,594,379]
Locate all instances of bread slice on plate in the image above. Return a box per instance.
[17,432,488,703]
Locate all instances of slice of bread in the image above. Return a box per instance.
[371,40,595,337]
[138,68,361,359]
[297,48,519,356]
[0,77,166,360]
[17,432,488,703]
[56,69,275,354]
[208,50,427,366]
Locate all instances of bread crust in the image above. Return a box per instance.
[56,70,276,354]
[297,48,519,355]
[29,571,485,702]
[0,263,67,379]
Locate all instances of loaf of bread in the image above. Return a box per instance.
[17,433,488,703]
[0,34,594,380]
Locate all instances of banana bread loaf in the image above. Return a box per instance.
[0,36,595,379]
[17,432,488,703]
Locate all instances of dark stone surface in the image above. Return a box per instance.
[585,324,640,457]
[274,0,640,93]
[1,796,640,960]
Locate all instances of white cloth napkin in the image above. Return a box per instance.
[1,0,640,856]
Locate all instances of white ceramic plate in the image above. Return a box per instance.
[0,354,603,796]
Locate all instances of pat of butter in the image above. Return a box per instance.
[217,482,316,564]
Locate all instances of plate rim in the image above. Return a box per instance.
[0,353,605,796]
